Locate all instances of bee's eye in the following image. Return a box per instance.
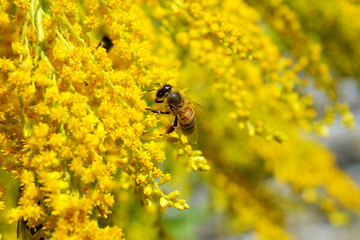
[164,85,172,91]
[156,91,165,98]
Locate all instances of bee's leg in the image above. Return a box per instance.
[146,108,170,114]
[166,115,178,134]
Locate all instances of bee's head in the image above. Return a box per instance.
[155,84,172,102]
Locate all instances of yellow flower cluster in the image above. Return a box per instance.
[245,0,356,132]
[0,0,211,238]
[0,0,360,239]
[140,0,360,238]
[286,0,360,79]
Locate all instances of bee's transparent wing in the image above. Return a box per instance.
[179,97,212,144]
[17,220,34,240]
[185,97,213,123]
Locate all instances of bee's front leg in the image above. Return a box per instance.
[146,108,177,135]
[166,115,178,134]
[146,108,170,114]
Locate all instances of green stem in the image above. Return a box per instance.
[20,13,31,61]
[55,29,71,49]
[36,14,45,44]
[17,86,26,136]
[62,15,86,46]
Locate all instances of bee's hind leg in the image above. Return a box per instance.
[166,115,178,134]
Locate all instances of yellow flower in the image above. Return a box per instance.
[49,133,66,149]
[64,0,78,15]
[84,15,99,30]
[20,170,35,185]
[0,12,10,28]
[33,122,49,137]
[0,57,16,72]
[14,0,30,10]
[50,105,69,123]
[175,32,189,46]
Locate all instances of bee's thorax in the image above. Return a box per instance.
[166,91,184,107]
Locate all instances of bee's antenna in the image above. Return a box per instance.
[143,83,161,93]
[141,83,162,94]
[140,88,156,95]
[141,89,156,95]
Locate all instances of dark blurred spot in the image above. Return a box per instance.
[99,35,113,52]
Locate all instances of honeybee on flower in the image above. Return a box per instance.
[147,84,210,144]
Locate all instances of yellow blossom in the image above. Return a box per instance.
[84,15,99,30]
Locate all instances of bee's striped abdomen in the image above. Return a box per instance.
[179,106,196,135]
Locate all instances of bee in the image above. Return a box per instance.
[147,84,207,144]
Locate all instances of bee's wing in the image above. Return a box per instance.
[17,219,34,240]
[185,97,212,123]
[180,97,211,144]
